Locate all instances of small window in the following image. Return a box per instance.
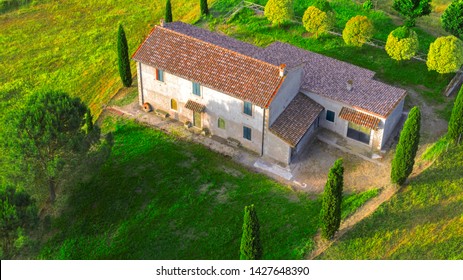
[171,99,177,111]
[156,69,164,82]
[326,110,335,122]
[218,118,226,129]
[243,126,252,140]
[192,82,201,96]
[243,101,252,116]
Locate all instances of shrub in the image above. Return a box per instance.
[448,84,463,141]
[391,106,421,185]
[117,24,132,87]
[363,0,373,10]
[264,0,294,26]
[342,16,374,47]
[320,158,344,240]
[200,0,209,16]
[385,26,419,61]
[312,0,333,13]
[392,0,432,27]
[442,0,463,39]
[302,6,333,38]
[240,204,262,260]
[427,36,463,74]
[165,0,173,23]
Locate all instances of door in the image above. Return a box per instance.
[193,111,201,128]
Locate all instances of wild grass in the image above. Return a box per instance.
[319,144,463,259]
[0,0,211,118]
[37,116,378,259]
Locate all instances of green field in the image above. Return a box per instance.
[319,143,463,259]
[0,0,208,118]
[37,116,377,259]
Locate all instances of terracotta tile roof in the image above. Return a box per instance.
[132,25,283,108]
[339,107,381,130]
[258,42,406,117]
[270,93,323,147]
[164,22,262,58]
[185,100,206,112]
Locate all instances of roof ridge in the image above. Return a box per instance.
[158,24,281,71]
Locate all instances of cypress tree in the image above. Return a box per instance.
[391,106,421,185]
[84,108,93,134]
[165,0,173,23]
[117,24,132,87]
[200,0,209,16]
[320,158,344,240]
[448,85,463,141]
[240,204,262,260]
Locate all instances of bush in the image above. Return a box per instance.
[312,0,333,13]
[427,36,463,74]
[342,15,374,47]
[385,26,419,61]
[320,158,344,240]
[391,106,421,185]
[302,6,333,38]
[392,0,432,27]
[264,0,294,26]
[240,204,262,260]
[441,0,463,39]
[200,0,209,16]
[448,84,463,141]
[363,0,373,10]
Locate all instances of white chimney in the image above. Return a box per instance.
[160,19,165,27]
[279,64,286,77]
[347,80,353,91]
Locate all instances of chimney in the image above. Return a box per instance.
[160,19,165,27]
[279,64,286,77]
[346,80,353,91]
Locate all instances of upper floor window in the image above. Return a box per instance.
[218,117,226,129]
[192,82,201,96]
[326,110,335,122]
[155,69,164,82]
[171,99,177,111]
[243,101,252,116]
[243,126,252,141]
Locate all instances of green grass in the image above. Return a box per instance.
[319,144,463,259]
[109,87,139,107]
[37,116,378,259]
[0,0,209,118]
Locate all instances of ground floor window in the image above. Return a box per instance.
[218,117,225,129]
[326,110,335,122]
[170,99,177,111]
[243,126,252,140]
[347,122,371,144]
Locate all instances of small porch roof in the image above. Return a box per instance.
[185,100,206,112]
[270,93,323,147]
[339,107,381,130]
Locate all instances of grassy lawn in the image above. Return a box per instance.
[0,0,211,118]
[37,116,378,259]
[318,144,463,259]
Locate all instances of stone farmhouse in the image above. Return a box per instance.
[132,21,407,165]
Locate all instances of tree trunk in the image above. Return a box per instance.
[49,178,56,203]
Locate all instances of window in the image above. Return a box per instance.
[243,126,252,140]
[347,122,371,144]
[326,110,335,122]
[218,118,226,129]
[243,101,252,116]
[192,82,201,96]
[155,69,164,82]
[170,99,177,111]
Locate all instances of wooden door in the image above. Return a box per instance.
[193,112,201,128]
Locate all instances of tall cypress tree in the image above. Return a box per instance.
[240,204,262,260]
[320,158,344,240]
[200,0,209,16]
[117,24,132,87]
[391,106,421,185]
[165,0,173,23]
[448,85,463,141]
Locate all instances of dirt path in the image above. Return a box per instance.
[306,184,397,259]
